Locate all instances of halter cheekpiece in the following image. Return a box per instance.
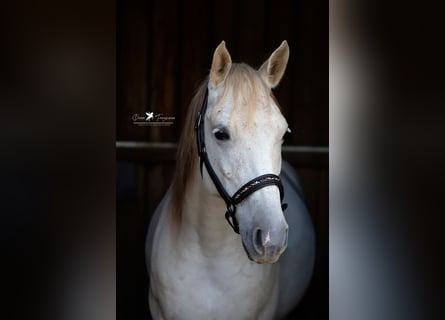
[195,87,288,234]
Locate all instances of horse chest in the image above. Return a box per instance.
[152,245,279,320]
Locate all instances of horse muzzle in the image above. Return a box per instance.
[242,224,289,264]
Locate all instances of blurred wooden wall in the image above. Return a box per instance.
[117,0,328,319]
[117,0,327,146]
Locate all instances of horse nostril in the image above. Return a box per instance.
[283,228,289,248]
[253,228,264,255]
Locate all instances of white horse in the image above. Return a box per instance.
[146,41,315,320]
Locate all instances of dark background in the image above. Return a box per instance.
[3,0,445,319]
[117,0,328,319]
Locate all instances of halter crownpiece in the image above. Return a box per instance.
[195,87,288,234]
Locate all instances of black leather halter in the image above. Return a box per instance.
[195,87,288,234]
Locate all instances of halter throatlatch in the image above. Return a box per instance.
[195,87,288,234]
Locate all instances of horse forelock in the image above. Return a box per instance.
[219,64,273,127]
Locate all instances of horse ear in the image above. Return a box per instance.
[210,41,232,88]
[259,41,289,88]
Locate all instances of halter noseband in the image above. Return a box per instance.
[195,87,288,234]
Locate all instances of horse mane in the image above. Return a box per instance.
[170,78,207,227]
[170,63,277,227]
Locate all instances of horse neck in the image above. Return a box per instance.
[178,164,239,256]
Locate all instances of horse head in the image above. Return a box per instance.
[201,41,290,264]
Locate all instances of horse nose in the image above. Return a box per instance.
[252,227,288,260]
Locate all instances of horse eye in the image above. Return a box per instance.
[213,128,230,141]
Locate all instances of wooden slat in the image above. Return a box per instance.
[238,0,266,67]
[116,141,328,167]
[212,0,241,60]
[117,0,150,141]
[289,0,328,146]
[263,0,295,131]
[179,0,212,131]
[149,0,181,142]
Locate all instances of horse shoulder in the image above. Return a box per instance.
[276,162,316,318]
[146,189,177,315]
[146,188,171,274]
